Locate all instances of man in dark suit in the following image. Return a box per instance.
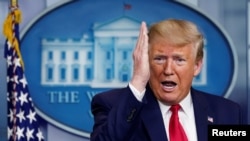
[90,19,242,141]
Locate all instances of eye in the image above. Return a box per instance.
[154,56,166,64]
[175,58,185,65]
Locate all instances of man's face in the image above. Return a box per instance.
[148,39,202,105]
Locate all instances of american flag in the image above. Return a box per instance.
[3,5,44,141]
[123,3,132,10]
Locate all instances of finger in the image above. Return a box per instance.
[141,21,147,36]
[135,22,145,51]
[141,21,148,51]
[138,21,148,51]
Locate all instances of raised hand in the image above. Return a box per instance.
[130,21,150,93]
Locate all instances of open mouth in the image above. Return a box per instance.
[161,81,177,89]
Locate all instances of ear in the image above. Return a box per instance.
[194,59,203,76]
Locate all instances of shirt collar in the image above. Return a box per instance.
[158,91,193,116]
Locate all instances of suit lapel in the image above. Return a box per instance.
[191,88,214,141]
[140,88,168,141]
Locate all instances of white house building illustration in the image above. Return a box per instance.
[41,16,207,88]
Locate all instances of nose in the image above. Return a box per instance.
[163,60,173,76]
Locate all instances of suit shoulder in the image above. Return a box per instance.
[192,88,240,108]
[91,86,131,104]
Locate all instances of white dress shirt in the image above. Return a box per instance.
[129,83,198,141]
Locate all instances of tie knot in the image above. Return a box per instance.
[170,104,181,113]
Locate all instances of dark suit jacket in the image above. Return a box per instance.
[90,84,242,141]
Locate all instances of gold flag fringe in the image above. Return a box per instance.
[3,9,24,70]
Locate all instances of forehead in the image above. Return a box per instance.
[149,40,196,54]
